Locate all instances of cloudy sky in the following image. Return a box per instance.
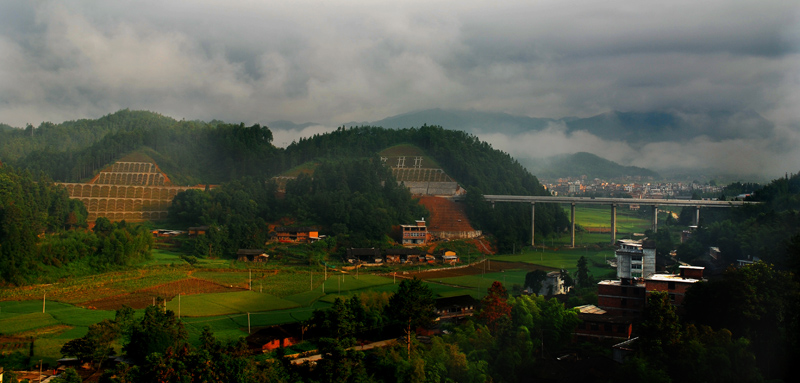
[1,0,799,177]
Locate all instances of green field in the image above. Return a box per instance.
[494,248,616,280]
[165,291,300,317]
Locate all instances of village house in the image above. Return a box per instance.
[236,249,269,262]
[573,305,633,341]
[385,248,424,263]
[399,219,428,246]
[345,248,382,264]
[275,227,319,243]
[596,278,647,317]
[188,226,209,236]
[615,239,656,279]
[435,295,480,322]
[644,266,705,312]
[442,250,459,265]
[246,323,302,352]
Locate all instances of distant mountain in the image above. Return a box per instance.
[354,108,774,144]
[522,152,659,180]
[563,110,773,143]
[267,120,319,130]
[349,108,556,135]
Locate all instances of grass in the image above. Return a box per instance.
[192,269,314,296]
[321,274,394,293]
[165,291,300,317]
[0,312,60,334]
[140,249,190,266]
[562,204,651,233]
[436,270,529,291]
[279,161,319,177]
[494,248,617,281]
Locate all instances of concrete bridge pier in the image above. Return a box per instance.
[695,206,701,226]
[611,203,617,244]
[652,205,659,232]
[530,203,535,247]
[571,202,576,247]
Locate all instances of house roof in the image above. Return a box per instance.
[237,249,265,255]
[386,248,422,255]
[275,226,316,233]
[347,248,381,257]
[436,295,480,310]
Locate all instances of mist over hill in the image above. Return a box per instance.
[346,108,782,180]
[521,152,660,180]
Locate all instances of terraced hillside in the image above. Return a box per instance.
[379,144,464,196]
[59,152,205,222]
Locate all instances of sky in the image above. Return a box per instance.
[1,0,799,178]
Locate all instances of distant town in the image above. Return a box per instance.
[543,176,730,199]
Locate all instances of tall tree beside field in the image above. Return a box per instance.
[388,278,436,358]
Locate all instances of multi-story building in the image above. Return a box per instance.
[615,239,656,279]
[401,219,428,246]
[645,266,705,312]
[597,278,647,317]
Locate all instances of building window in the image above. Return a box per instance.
[604,324,612,331]
[669,293,676,301]
[414,156,423,168]
[396,157,406,168]
[668,281,676,290]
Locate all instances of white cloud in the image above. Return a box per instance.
[0,0,798,177]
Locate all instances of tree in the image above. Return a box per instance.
[53,368,82,383]
[576,256,592,288]
[387,278,436,358]
[478,281,512,333]
[524,270,548,294]
[123,304,187,363]
[638,291,681,361]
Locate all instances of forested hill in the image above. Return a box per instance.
[2,110,569,251]
[522,152,660,180]
[1,110,279,185]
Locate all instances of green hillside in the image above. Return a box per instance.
[523,152,659,180]
[1,110,569,255]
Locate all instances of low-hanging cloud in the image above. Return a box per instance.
[0,0,798,177]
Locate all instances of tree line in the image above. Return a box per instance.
[0,166,153,285]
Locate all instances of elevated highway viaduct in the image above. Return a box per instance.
[479,195,758,247]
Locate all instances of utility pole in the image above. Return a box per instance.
[248,312,251,334]
[42,292,46,313]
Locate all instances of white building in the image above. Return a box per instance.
[615,239,656,279]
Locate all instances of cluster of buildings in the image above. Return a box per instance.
[574,239,706,348]
[344,248,459,265]
[544,177,723,199]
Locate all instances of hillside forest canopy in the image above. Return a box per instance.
[0,110,567,263]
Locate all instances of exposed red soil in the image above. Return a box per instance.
[82,278,243,310]
[418,196,476,232]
